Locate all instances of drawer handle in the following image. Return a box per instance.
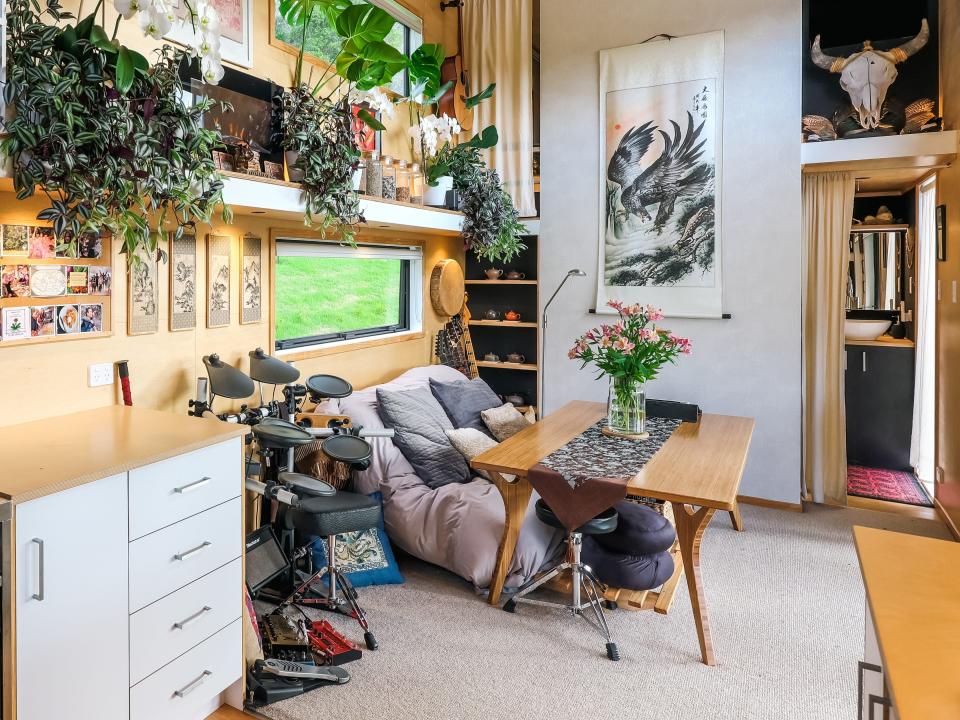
[174,477,211,495]
[31,538,44,601]
[173,670,212,698]
[173,541,211,562]
[173,606,212,630]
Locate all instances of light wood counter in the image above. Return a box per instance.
[845,338,916,348]
[854,526,960,720]
[0,405,248,505]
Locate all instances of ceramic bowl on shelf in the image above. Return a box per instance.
[844,319,892,341]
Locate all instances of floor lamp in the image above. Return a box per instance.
[541,269,587,416]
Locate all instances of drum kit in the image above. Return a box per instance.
[187,349,394,703]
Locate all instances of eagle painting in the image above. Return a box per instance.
[604,84,717,288]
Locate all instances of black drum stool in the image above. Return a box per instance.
[282,434,380,651]
[504,500,621,660]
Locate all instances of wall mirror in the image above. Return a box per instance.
[848,230,906,311]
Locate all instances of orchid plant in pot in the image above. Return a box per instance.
[569,301,692,436]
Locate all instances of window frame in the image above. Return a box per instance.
[268,0,423,97]
[273,238,424,354]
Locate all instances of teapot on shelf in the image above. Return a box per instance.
[502,392,527,406]
[505,270,526,280]
[503,310,522,322]
[483,308,501,321]
[505,352,526,364]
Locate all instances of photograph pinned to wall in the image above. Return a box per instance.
[351,103,380,153]
[31,305,55,337]
[206,234,232,328]
[170,232,197,331]
[66,265,89,295]
[29,265,67,297]
[80,304,103,333]
[1,264,30,298]
[598,32,724,319]
[88,266,112,295]
[1,225,29,256]
[77,232,103,259]
[2,306,30,340]
[167,0,253,68]
[241,233,262,324]
[27,227,55,259]
[128,245,159,335]
[56,304,80,334]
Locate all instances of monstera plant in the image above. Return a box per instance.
[1,0,230,261]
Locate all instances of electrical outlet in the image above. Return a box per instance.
[88,362,114,387]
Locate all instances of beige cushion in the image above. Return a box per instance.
[481,403,534,442]
[446,428,515,482]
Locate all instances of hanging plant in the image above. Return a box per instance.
[1,0,230,261]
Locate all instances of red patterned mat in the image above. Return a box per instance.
[847,465,933,507]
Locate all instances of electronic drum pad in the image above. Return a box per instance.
[306,374,353,400]
[249,347,301,385]
[203,354,255,399]
[321,435,372,466]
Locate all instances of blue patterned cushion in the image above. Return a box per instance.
[311,492,403,588]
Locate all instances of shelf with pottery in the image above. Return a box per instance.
[475,360,539,372]
[219,171,464,236]
[800,130,958,172]
[465,279,538,285]
[468,320,538,328]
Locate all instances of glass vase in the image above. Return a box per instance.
[607,377,646,435]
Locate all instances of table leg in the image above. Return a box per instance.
[729,503,744,532]
[488,472,533,606]
[671,502,717,666]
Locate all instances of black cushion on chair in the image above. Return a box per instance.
[582,537,675,591]
[535,499,618,535]
[593,501,676,556]
[290,491,381,537]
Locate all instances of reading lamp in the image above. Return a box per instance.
[540,269,587,416]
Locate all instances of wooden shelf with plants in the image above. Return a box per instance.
[465,235,540,412]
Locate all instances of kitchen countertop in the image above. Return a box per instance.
[0,406,247,504]
[845,337,915,348]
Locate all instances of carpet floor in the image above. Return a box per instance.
[847,464,933,507]
[256,504,950,720]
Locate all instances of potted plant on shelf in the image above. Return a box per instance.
[569,301,692,436]
[1,0,229,261]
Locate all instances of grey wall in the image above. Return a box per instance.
[540,0,802,504]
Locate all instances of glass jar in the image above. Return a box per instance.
[409,163,424,205]
[607,377,646,435]
[356,151,373,194]
[365,152,383,198]
[381,155,397,200]
[395,160,411,203]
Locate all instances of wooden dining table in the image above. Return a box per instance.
[471,400,755,666]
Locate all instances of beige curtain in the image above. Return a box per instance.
[462,0,537,217]
[802,171,855,505]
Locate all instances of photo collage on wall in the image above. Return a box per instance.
[0,225,110,342]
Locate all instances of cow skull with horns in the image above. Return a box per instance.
[811,19,930,130]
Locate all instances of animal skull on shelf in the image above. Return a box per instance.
[811,19,929,130]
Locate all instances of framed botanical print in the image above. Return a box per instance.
[241,234,262,324]
[167,0,253,68]
[170,232,198,331]
[128,245,159,335]
[206,234,232,328]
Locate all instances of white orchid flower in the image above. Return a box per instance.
[114,0,142,19]
[139,7,171,40]
[201,53,225,84]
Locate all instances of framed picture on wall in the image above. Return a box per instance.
[206,234,232,328]
[241,233,262,324]
[170,232,198,331]
[127,245,159,335]
[166,0,253,68]
[937,204,947,261]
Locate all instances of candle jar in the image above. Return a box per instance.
[409,163,424,205]
[365,152,383,198]
[381,156,397,200]
[395,160,412,203]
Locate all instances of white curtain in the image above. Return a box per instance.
[802,171,856,505]
[911,177,937,486]
[462,0,537,217]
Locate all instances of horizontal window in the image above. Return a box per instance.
[274,240,423,351]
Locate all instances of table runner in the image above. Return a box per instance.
[528,417,681,531]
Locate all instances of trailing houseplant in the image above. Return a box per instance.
[569,301,692,435]
[1,0,230,261]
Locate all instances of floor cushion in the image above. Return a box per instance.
[593,500,676,556]
[582,536,675,591]
[377,384,471,489]
[430,377,503,437]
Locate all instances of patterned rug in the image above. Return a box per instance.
[847,465,933,507]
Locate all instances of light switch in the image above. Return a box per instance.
[88,362,114,387]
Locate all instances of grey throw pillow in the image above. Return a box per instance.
[429,377,503,437]
[481,403,534,442]
[376,385,471,489]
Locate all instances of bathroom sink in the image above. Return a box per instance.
[844,319,892,341]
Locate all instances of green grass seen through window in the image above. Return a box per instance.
[274,256,403,342]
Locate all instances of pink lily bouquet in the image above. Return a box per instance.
[569,300,691,435]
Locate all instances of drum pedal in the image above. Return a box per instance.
[257,658,350,684]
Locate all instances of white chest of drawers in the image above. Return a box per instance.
[0,407,248,720]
